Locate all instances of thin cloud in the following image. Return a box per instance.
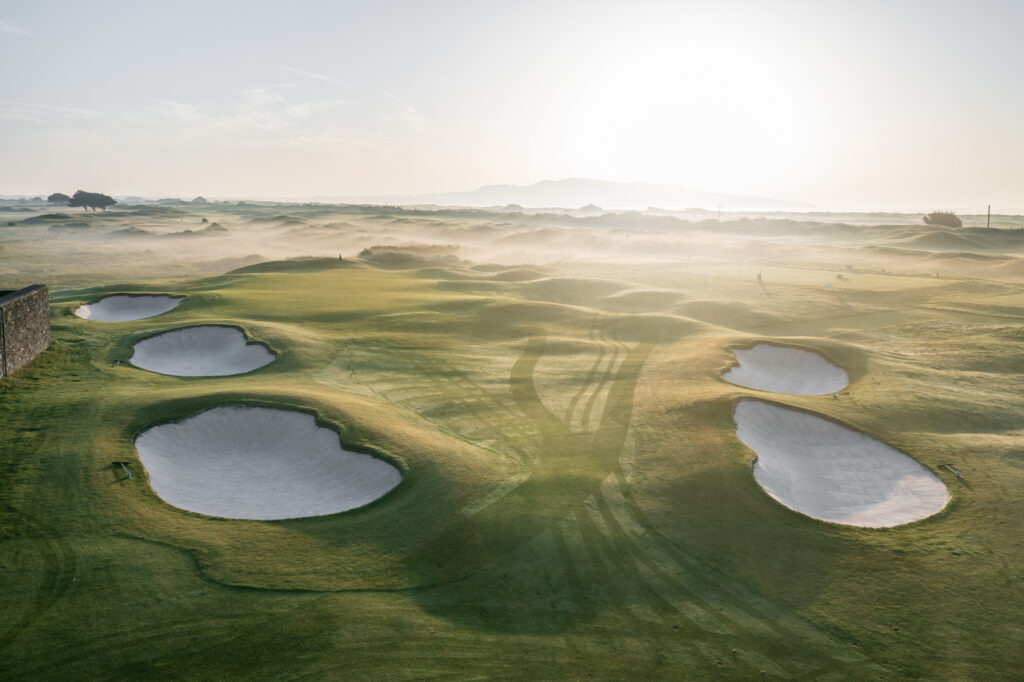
[281,65,349,86]
[240,88,284,108]
[142,99,206,124]
[385,104,428,131]
[0,100,104,122]
[0,21,32,36]
[286,99,348,118]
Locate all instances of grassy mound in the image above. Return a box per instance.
[358,244,464,267]
[228,257,352,274]
[490,267,548,282]
[22,212,86,223]
[602,288,682,312]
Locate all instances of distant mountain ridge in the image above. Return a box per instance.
[337,177,811,210]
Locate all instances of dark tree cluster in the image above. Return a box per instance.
[66,190,117,211]
[47,192,71,205]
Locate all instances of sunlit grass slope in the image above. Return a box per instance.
[1,256,1022,679]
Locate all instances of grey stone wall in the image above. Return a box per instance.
[0,285,51,377]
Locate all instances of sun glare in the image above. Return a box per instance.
[562,28,812,193]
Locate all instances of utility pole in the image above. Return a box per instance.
[987,204,991,228]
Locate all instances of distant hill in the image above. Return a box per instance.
[337,178,810,210]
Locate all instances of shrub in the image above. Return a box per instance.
[923,210,962,228]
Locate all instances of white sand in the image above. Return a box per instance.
[723,343,848,395]
[75,294,184,321]
[135,406,402,520]
[130,326,274,376]
[734,399,948,527]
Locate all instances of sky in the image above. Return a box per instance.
[1,0,1023,210]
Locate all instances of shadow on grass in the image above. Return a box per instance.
[405,334,655,633]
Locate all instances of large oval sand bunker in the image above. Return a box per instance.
[75,294,184,321]
[723,343,848,395]
[135,406,402,520]
[734,399,948,527]
[130,326,274,376]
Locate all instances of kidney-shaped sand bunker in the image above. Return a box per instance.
[734,399,948,527]
[135,406,402,520]
[130,326,275,376]
[723,343,848,395]
[75,294,184,321]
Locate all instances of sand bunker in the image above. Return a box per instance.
[723,343,848,395]
[135,406,402,520]
[130,326,274,376]
[75,294,184,321]
[734,399,948,527]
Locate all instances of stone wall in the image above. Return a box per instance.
[0,285,51,377]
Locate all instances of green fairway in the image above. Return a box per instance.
[1,205,1023,679]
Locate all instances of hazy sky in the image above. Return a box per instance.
[2,0,1022,209]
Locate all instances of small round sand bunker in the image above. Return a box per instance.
[135,406,402,520]
[75,294,184,321]
[734,399,948,527]
[130,326,274,376]
[723,343,848,395]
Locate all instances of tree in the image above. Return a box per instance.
[923,210,962,228]
[47,192,70,205]
[67,190,117,211]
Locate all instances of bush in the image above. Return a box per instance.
[923,210,962,228]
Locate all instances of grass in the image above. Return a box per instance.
[1,205,1023,679]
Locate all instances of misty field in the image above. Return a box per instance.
[1,203,1022,679]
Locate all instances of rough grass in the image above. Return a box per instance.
[0,245,1022,679]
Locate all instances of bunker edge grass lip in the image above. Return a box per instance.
[134,405,402,521]
[75,294,184,321]
[734,399,949,528]
[723,343,849,395]
[129,325,274,376]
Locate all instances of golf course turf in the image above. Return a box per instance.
[1,204,1022,679]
